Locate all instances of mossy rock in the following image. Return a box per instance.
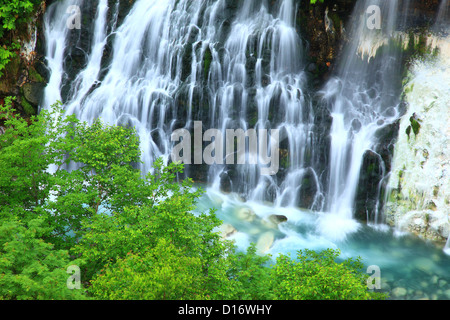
[21,98,37,116]
[22,82,45,107]
[28,66,45,83]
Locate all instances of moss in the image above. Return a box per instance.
[433,186,439,197]
[410,116,421,136]
[21,98,36,116]
[328,12,341,33]
[404,83,414,95]
[406,125,411,139]
[28,66,45,83]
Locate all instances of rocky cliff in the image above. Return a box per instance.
[385,35,450,245]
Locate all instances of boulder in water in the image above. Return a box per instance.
[219,223,237,239]
[236,207,256,222]
[392,287,407,298]
[269,214,288,224]
[256,231,275,254]
[262,214,288,229]
[219,172,232,194]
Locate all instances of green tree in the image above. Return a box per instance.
[0,98,156,250]
[269,249,387,300]
[72,158,231,291]
[0,210,86,300]
[216,243,274,300]
[88,239,206,300]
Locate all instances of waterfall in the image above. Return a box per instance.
[318,0,409,236]
[42,0,83,110]
[43,0,223,173]
[207,0,319,208]
[37,0,450,296]
[435,0,449,34]
[41,0,322,208]
[41,0,414,242]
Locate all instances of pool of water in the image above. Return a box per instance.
[194,187,450,300]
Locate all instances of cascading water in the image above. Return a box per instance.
[436,0,449,34]
[41,0,321,209]
[206,0,320,209]
[42,0,83,110]
[318,0,409,239]
[42,0,411,240]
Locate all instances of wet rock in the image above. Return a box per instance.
[220,223,237,239]
[445,289,450,299]
[262,214,288,229]
[268,214,288,225]
[431,275,439,285]
[414,257,435,272]
[396,211,449,243]
[219,171,232,194]
[438,279,448,288]
[380,280,391,291]
[256,231,275,254]
[236,207,256,222]
[297,169,319,209]
[414,290,424,298]
[351,118,362,132]
[307,62,317,73]
[22,82,45,108]
[354,150,383,222]
[392,287,407,298]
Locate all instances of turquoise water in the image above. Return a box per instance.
[195,187,450,300]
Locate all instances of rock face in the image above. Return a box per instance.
[354,150,384,222]
[384,36,450,244]
[0,2,47,117]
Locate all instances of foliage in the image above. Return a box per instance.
[72,158,226,283]
[219,243,275,300]
[88,239,206,300]
[0,210,86,300]
[270,249,387,300]
[0,46,14,76]
[0,98,153,250]
[0,0,43,77]
[0,0,40,33]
